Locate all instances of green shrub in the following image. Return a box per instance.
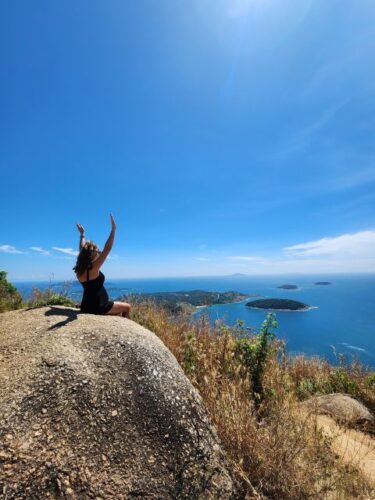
[297,378,320,399]
[26,285,76,308]
[365,372,375,390]
[294,363,365,402]
[0,271,23,312]
[328,367,360,395]
[235,313,278,404]
[183,331,198,375]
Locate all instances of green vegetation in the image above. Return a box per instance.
[25,285,76,308]
[131,299,374,498]
[0,271,23,312]
[0,271,75,310]
[290,354,375,413]
[247,298,309,310]
[123,289,249,315]
[235,313,278,404]
[277,284,298,290]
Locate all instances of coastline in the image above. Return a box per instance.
[192,296,251,313]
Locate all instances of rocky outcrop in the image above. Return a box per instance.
[300,395,375,485]
[0,306,237,498]
[300,393,374,427]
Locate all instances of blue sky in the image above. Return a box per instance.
[1,0,375,281]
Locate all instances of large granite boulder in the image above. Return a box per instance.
[300,393,374,427]
[0,306,237,498]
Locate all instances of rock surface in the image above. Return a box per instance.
[300,393,374,426]
[0,306,237,498]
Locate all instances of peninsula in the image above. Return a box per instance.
[121,289,249,315]
[246,298,310,311]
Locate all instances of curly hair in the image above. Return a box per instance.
[72,241,99,276]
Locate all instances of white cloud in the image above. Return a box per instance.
[222,230,375,274]
[52,247,79,257]
[0,245,26,254]
[228,255,266,262]
[283,230,375,258]
[30,246,51,256]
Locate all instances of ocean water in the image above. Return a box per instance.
[13,274,375,368]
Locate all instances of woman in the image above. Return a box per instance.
[73,214,131,318]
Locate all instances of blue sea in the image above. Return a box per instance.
[13,274,375,368]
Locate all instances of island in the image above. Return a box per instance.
[277,284,298,290]
[246,298,309,311]
[120,289,249,315]
[314,281,332,285]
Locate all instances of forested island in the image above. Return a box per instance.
[315,281,332,285]
[121,289,249,315]
[246,298,310,311]
[277,284,298,290]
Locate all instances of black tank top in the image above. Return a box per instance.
[80,267,113,314]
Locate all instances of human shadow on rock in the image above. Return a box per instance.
[44,306,80,330]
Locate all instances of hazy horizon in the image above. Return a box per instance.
[9,270,375,284]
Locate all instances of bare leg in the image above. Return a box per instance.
[105,301,132,318]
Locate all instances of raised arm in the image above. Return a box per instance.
[76,223,86,250]
[92,214,117,269]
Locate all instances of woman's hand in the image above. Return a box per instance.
[76,223,85,235]
[77,223,86,251]
[110,213,117,231]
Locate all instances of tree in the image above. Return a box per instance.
[0,271,23,312]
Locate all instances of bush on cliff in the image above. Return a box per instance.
[0,274,76,309]
[0,271,23,312]
[25,284,76,308]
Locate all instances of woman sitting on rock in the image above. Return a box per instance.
[73,214,131,318]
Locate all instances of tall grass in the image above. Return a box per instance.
[24,280,76,308]
[0,271,76,310]
[131,299,374,499]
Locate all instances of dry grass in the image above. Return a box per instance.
[24,282,76,308]
[131,299,374,499]
[287,355,375,415]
